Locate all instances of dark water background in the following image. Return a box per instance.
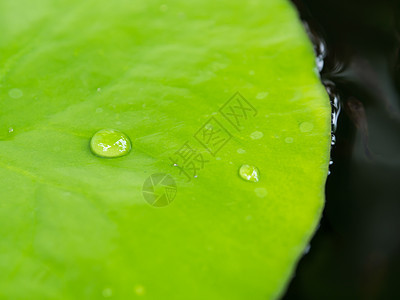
[283,0,400,299]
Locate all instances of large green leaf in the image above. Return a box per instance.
[0,0,331,299]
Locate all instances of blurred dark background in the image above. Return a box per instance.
[283,0,400,299]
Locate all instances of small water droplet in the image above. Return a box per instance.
[304,244,311,254]
[329,160,333,165]
[8,127,14,133]
[250,131,263,140]
[97,87,101,92]
[237,148,246,154]
[8,88,23,99]
[205,123,213,130]
[254,187,267,197]
[331,134,336,145]
[285,137,294,143]
[239,164,260,182]
[299,122,314,133]
[90,129,131,158]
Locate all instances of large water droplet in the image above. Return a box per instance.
[90,129,131,158]
[239,164,260,182]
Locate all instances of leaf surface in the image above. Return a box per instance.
[0,0,331,299]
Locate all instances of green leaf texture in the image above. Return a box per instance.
[0,0,331,299]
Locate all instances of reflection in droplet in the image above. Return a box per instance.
[299,122,314,133]
[250,131,263,140]
[90,129,131,158]
[8,88,23,99]
[239,164,260,182]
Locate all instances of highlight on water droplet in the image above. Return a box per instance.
[250,131,263,140]
[237,148,246,154]
[238,164,260,182]
[90,129,131,158]
[8,88,23,99]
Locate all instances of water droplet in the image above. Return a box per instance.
[256,92,269,99]
[299,122,314,133]
[239,164,260,182]
[250,131,263,140]
[8,88,23,99]
[254,187,267,197]
[8,127,14,133]
[285,137,294,143]
[304,244,311,254]
[205,123,213,130]
[97,87,101,92]
[90,129,131,158]
[237,148,246,154]
[331,134,336,145]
